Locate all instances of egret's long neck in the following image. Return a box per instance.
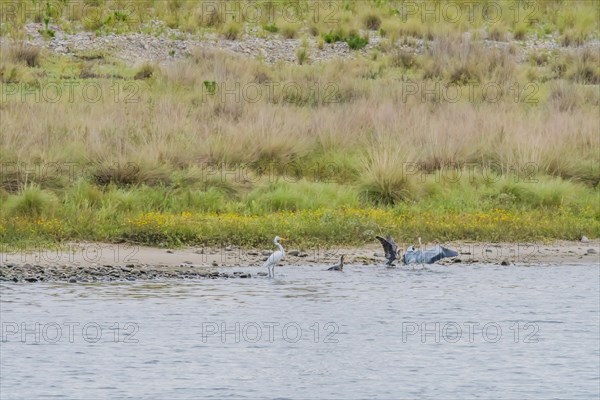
[275,240,284,255]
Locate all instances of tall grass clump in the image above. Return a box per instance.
[2,185,57,216]
[221,21,241,40]
[547,80,583,112]
[359,136,416,205]
[569,48,600,84]
[8,42,41,67]
[363,14,381,30]
[134,63,155,80]
[280,22,300,39]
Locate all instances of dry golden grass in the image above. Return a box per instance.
[1,37,599,193]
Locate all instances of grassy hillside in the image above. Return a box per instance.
[1,1,599,248]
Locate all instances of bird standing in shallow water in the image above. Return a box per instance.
[327,255,344,271]
[263,236,285,278]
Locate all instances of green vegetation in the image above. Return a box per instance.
[2,1,598,43]
[1,176,598,249]
[1,1,599,249]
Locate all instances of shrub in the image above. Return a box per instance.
[569,48,600,84]
[359,144,416,205]
[91,161,171,187]
[9,42,41,67]
[323,29,345,43]
[3,186,57,216]
[203,8,222,28]
[134,63,154,79]
[513,23,528,40]
[222,21,241,40]
[263,23,278,33]
[548,80,582,112]
[390,48,418,69]
[346,33,369,50]
[280,22,300,39]
[488,24,508,41]
[296,46,309,65]
[317,36,324,50]
[560,28,588,47]
[363,14,382,30]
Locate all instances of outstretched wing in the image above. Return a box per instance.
[376,235,398,262]
[440,246,459,258]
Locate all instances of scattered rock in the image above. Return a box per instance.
[247,251,259,256]
[500,260,511,266]
[581,236,589,243]
[587,248,597,254]
[68,277,77,283]
[211,261,219,267]
[261,250,272,256]
[166,250,174,254]
[288,250,300,257]
[10,21,599,70]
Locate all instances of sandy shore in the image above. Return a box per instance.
[1,240,598,283]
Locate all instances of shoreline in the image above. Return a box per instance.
[1,240,598,283]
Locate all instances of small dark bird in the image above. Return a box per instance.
[376,235,399,266]
[327,255,344,271]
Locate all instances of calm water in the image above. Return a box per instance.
[1,263,599,400]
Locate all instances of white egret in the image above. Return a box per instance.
[263,236,286,278]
